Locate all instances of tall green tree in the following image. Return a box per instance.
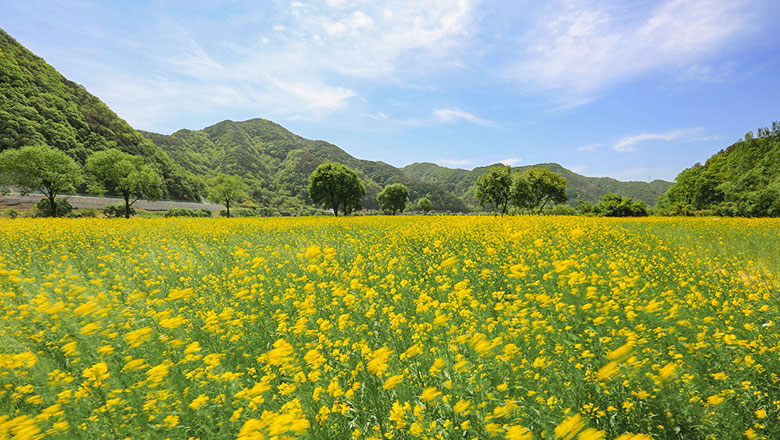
[377,183,409,215]
[513,167,567,212]
[207,174,248,218]
[85,149,163,218]
[0,144,82,217]
[308,163,365,217]
[417,197,433,214]
[474,166,512,215]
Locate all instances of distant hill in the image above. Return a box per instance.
[141,119,469,212]
[403,162,671,207]
[1,26,675,213]
[0,27,202,200]
[657,124,780,216]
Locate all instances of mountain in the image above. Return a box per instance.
[403,162,672,207]
[141,119,469,212]
[0,28,202,200]
[657,124,780,216]
[1,26,674,213]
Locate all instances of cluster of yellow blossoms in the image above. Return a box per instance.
[0,216,779,439]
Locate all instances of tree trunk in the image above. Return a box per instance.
[48,192,57,217]
[226,200,231,218]
[332,204,339,217]
[124,195,131,219]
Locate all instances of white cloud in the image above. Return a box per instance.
[507,0,753,95]
[271,79,357,113]
[613,128,702,152]
[433,108,492,126]
[438,158,473,167]
[498,157,523,166]
[577,143,600,151]
[566,164,588,174]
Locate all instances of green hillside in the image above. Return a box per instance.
[403,162,671,207]
[1,25,676,214]
[657,124,780,216]
[0,28,202,200]
[142,119,469,212]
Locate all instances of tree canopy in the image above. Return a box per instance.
[308,163,366,216]
[513,167,568,212]
[85,148,163,218]
[417,197,432,214]
[0,144,82,216]
[377,183,409,215]
[657,122,780,216]
[207,174,248,217]
[474,166,513,215]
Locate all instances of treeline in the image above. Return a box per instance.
[658,122,780,217]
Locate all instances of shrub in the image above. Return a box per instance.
[79,207,98,218]
[103,204,136,218]
[198,209,212,218]
[544,204,577,216]
[594,194,649,217]
[219,207,256,217]
[7,209,19,219]
[164,208,200,218]
[34,197,73,217]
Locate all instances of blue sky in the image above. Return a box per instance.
[3,0,780,181]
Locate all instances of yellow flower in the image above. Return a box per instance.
[82,362,109,386]
[189,394,209,410]
[421,387,441,402]
[366,346,393,375]
[554,414,585,440]
[453,399,471,414]
[383,374,404,390]
[506,425,532,440]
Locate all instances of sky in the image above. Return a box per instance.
[3,0,780,181]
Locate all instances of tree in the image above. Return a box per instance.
[0,144,82,217]
[308,163,366,216]
[85,149,162,218]
[513,168,567,212]
[594,193,648,217]
[417,197,433,214]
[474,166,512,215]
[377,183,409,215]
[206,174,248,218]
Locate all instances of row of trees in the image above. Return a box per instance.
[307,162,432,216]
[0,145,647,218]
[0,144,257,218]
[474,166,568,215]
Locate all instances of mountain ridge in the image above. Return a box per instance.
[2,25,672,212]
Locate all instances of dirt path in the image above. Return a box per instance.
[0,193,224,212]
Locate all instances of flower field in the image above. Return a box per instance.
[1,216,779,440]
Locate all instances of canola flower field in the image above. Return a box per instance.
[1,216,779,440]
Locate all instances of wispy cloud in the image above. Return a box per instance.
[438,158,473,167]
[433,107,493,126]
[613,128,703,152]
[507,0,754,97]
[78,1,481,130]
[577,143,601,151]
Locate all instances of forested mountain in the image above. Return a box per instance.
[141,119,468,212]
[0,28,202,200]
[1,25,676,213]
[403,162,671,207]
[657,124,780,216]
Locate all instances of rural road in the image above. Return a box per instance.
[0,192,224,212]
